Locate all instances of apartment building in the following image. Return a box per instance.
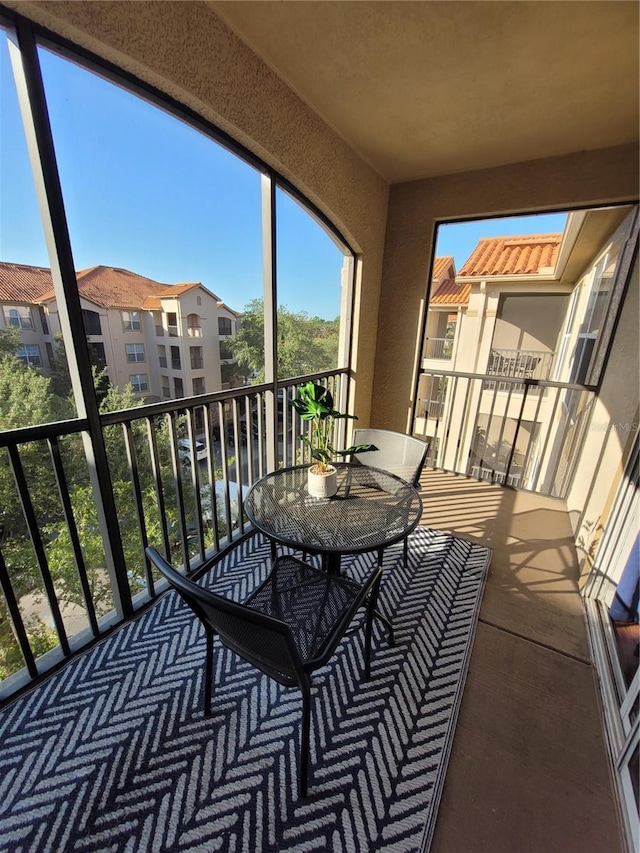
[417,206,637,492]
[0,262,240,400]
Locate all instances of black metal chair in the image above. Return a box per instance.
[145,546,383,797]
[351,428,429,566]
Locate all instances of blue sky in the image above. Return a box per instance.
[1,33,567,318]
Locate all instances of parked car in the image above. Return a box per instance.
[177,438,207,464]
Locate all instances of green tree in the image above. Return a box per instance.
[0,326,20,357]
[228,299,339,383]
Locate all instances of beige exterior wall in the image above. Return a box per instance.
[0,301,55,372]
[569,252,639,574]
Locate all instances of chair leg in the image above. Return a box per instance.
[403,536,409,567]
[364,571,382,679]
[372,548,395,646]
[204,629,214,716]
[298,678,312,798]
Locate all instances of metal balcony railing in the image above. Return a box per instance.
[0,369,349,702]
[424,337,454,360]
[486,348,553,392]
[415,367,596,501]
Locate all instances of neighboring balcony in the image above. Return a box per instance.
[486,348,554,392]
[423,336,454,362]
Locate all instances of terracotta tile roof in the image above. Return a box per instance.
[432,256,455,282]
[72,266,172,309]
[459,234,562,277]
[0,263,220,310]
[0,262,55,302]
[430,279,471,306]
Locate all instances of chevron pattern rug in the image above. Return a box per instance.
[0,527,490,853]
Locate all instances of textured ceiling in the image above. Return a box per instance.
[210,1,639,184]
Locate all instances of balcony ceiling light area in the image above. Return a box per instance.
[211,0,639,183]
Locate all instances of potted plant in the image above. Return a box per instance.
[291,381,375,497]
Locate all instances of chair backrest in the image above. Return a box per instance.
[145,546,302,683]
[351,428,429,487]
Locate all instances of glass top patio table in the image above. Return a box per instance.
[244,462,423,568]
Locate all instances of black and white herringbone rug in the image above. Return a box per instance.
[0,527,490,853]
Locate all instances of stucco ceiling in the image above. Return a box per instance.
[210,1,639,184]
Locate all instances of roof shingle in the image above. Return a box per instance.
[459,233,562,277]
[0,262,55,302]
[0,263,216,310]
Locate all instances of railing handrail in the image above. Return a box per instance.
[422,366,596,393]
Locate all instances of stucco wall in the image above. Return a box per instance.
[570,252,639,577]
[4,0,389,425]
[379,145,639,432]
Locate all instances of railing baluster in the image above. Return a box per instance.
[531,387,563,494]
[186,408,206,562]
[146,415,172,568]
[48,436,100,635]
[0,544,38,678]
[122,421,154,589]
[167,412,190,571]
[203,403,220,553]
[7,444,70,656]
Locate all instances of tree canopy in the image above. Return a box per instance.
[228,299,339,383]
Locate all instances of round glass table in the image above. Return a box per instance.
[244,462,423,574]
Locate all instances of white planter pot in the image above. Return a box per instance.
[307,464,338,498]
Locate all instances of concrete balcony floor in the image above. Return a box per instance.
[421,469,624,853]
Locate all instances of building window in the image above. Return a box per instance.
[187,313,202,337]
[129,373,148,393]
[122,311,141,331]
[88,341,107,369]
[82,309,102,336]
[4,305,33,330]
[157,344,167,368]
[190,346,203,369]
[218,316,232,336]
[219,340,233,361]
[125,343,146,363]
[161,375,170,397]
[16,344,41,367]
[193,377,205,395]
[564,209,637,385]
[166,312,178,337]
[39,306,49,335]
[152,311,164,336]
[170,345,181,370]
[174,377,184,397]
[196,296,202,306]
[45,341,54,365]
